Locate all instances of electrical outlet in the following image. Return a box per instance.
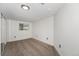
[14,36,16,38]
[59,44,61,48]
[46,37,48,40]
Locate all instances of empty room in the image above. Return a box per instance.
[0,3,79,56]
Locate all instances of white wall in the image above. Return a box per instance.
[7,20,32,42]
[32,17,54,46]
[1,17,7,44]
[54,3,79,56]
[0,14,1,55]
[0,14,1,44]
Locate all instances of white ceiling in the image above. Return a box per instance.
[0,3,64,21]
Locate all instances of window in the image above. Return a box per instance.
[19,23,29,30]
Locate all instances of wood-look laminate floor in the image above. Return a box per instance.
[2,38,59,56]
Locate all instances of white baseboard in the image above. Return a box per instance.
[54,44,63,56]
[32,37,54,46]
[7,37,32,43]
[32,37,63,56]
